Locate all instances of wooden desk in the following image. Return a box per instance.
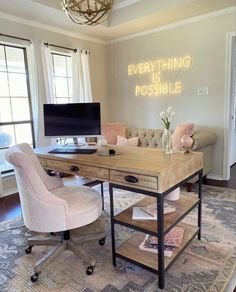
[35,146,203,289]
[35,146,203,193]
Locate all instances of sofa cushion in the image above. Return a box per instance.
[171,123,195,150]
[126,128,163,148]
[101,123,126,145]
[117,136,139,147]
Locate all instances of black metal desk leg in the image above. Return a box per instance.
[101,182,104,210]
[157,193,165,289]
[198,170,203,240]
[109,184,117,267]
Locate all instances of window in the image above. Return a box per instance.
[0,44,35,173]
[52,53,72,104]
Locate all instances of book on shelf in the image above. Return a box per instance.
[132,201,176,220]
[138,226,185,257]
[139,236,175,257]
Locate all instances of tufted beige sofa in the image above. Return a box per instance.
[126,127,217,178]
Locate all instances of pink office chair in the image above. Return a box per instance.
[5,143,105,282]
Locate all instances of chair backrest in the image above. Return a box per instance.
[5,143,67,232]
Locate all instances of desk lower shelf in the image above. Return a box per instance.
[116,223,199,272]
[114,193,199,235]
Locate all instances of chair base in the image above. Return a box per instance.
[26,230,106,282]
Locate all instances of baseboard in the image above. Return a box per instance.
[0,174,18,198]
[206,174,225,181]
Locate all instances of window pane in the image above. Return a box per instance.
[0,98,12,122]
[66,57,72,77]
[8,73,28,96]
[0,148,12,172]
[0,72,9,96]
[11,98,30,121]
[6,46,26,73]
[53,54,67,77]
[68,77,72,97]
[54,77,69,97]
[0,125,16,146]
[15,123,32,144]
[0,46,6,71]
[0,129,13,148]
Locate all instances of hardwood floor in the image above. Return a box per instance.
[0,193,21,222]
[1,164,236,223]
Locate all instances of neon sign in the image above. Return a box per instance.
[128,55,192,96]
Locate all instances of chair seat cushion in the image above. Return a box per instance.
[52,186,102,230]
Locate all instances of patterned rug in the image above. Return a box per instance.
[0,184,236,292]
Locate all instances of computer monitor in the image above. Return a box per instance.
[43,103,101,138]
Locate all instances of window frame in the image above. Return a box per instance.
[0,43,35,174]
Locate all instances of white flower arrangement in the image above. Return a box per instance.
[160,107,176,130]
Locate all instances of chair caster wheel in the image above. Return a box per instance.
[99,237,106,246]
[25,245,33,254]
[31,272,40,282]
[86,265,94,275]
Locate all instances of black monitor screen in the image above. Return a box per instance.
[43,103,101,137]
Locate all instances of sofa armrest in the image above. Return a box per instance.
[191,131,217,150]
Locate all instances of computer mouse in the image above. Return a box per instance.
[108,149,116,155]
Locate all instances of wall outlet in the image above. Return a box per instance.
[197,87,209,96]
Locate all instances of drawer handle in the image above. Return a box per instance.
[69,165,79,172]
[124,175,139,183]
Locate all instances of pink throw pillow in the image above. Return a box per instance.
[117,136,139,147]
[101,123,126,145]
[171,123,195,150]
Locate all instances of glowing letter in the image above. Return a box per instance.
[175,82,182,93]
[182,56,192,68]
[141,85,148,95]
[128,65,134,75]
[135,85,141,96]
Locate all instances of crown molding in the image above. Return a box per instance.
[0,12,106,45]
[107,6,236,44]
[0,6,235,46]
[113,0,142,11]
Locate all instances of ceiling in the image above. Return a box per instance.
[0,0,235,42]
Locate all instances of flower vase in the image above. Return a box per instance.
[162,129,173,155]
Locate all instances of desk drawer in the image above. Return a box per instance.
[47,160,109,180]
[110,170,158,190]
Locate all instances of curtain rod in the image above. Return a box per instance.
[44,42,90,54]
[44,42,77,53]
[0,33,32,43]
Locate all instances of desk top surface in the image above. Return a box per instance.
[35,145,203,178]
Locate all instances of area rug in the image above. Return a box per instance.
[0,184,235,292]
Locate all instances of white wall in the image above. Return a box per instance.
[106,12,236,178]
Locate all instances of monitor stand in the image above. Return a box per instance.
[73,137,79,146]
[61,137,85,148]
[69,137,86,147]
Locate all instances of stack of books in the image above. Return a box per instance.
[139,226,185,257]
[132,201,176,220]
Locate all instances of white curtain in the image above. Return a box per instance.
[41,44,54,104]
[31,41,54,147]
[72,49,93,103]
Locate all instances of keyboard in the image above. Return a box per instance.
[49,148,97,154]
